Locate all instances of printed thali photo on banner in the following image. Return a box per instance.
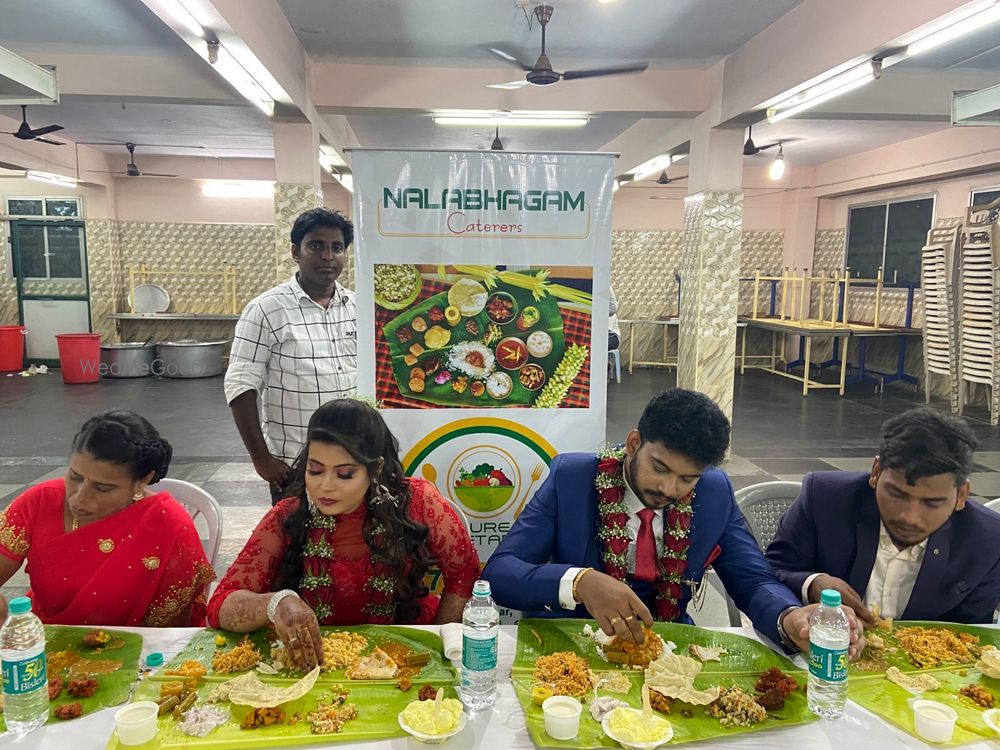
[374,264,593,409]
[353,149,614,610]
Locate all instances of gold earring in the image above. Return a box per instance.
[133,491,144,501]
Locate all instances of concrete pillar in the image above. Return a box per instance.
[272,121,323,282]
[676,121,744,421]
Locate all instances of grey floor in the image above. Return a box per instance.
[2,368,1000,626]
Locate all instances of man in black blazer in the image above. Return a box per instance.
[766,408,1000,624]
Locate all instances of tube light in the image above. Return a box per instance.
[201,180,274,198]
[26,171,77,188]
[768,146,785,181]
[767,61,877,123]
[906,1,1000,57]
[156,0,204,37]
[212,45,275,116]
[433,115,587,127]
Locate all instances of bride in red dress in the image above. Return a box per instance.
[207,399,480,669]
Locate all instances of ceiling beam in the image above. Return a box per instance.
[953,83,1000,126]
[0,46,58,104]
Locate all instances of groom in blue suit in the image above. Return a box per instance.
[483,388,863,655]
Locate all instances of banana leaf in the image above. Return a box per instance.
[848,621,1000,746]
[512,619,815,748]
[381,272,568,407]
[0,625,143,731]
[154,626,455,685]
[105,678,460,749]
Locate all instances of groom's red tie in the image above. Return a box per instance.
[634,508,657,582]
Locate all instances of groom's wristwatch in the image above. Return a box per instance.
[776,606,800,651]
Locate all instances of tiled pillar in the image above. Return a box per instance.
[272,122,323,283]
[676,122,744,421]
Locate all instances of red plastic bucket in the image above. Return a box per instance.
[56,333,102,384]
[0,326,26,372]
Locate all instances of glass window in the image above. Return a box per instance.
[45,199,79,217]
[46,225,84,278]
[845,197,934,285]
[971,188,1000,207]
[16,225,48,278]
[6,199,43,216]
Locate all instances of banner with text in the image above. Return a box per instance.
[353,150,613,599]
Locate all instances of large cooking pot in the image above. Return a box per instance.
[156,339,227,379]
[100,342,155,378]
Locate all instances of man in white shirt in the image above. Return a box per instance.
[766,408,1000,624]
[225,208,357,501]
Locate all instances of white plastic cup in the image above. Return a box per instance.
[114,701,159,746]
[542,695,582,741]
[912,699,957,744]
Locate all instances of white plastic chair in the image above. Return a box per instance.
[708,480,802,627]
[608,349,622,384]
[149,478,223,566]
[985,498,1000,513]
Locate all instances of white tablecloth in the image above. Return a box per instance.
[1,625,995,750]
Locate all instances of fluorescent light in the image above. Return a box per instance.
[211,45,274,116]
[433,115,587,127]
[906,1,1000,57]
[767,65,875,123]
[201,180,273,198]
[156,0,204,37]
[670,153,687,163]
[768,147,785,180]
[26,171,76,188]
[627,154,672,182]
[612,180,621,193]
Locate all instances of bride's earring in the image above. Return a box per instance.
[132,491,144,501]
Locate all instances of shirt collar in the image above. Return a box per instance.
[623,472,659,518]
[289,273,340,307]
[878,522,928,560]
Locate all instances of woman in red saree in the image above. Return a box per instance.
[208,399,480,670]
[0,411,215,626]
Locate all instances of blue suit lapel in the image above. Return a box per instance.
[903,520,970,619]
[849,493,880,596]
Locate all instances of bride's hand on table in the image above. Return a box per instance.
[273,596,325,671]
[575,570,654,643]
[782,603,866,660]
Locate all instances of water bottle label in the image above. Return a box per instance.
[2,653,46,696]
[462,635,497,672]
[808,643,847,682]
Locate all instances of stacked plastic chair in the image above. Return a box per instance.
[957,199,1000,425]
[920,225,962,414]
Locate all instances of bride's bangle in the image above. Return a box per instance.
[266,589,299,622]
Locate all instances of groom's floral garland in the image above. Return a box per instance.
[594,446,694,621]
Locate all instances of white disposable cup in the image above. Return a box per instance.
[542,695,582,741]
[114,701,159,746]
[912,699,957,744]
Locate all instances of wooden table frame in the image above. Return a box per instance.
[739,318,851,396]
[620,318,680,374]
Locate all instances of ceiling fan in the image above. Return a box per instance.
[89,143,177,178]
[743,125,802,156]
[486,4,648,90]
[4,105,64,145]
[656,169,687,185]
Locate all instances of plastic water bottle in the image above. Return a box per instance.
[0,597,49,734]
[460,580,499,711]
[807,589,850,719]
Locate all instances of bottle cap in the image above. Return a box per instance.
[145,652,164,667]
[820,589,842,608]
[8,597,31,615]
[472,579,491,597]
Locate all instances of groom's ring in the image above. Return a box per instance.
[623,615,635,622]
[609,616,622,626]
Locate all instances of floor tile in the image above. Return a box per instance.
[773,474,806,483]
[207,463,261,482]
[818,457,875,472]
[969,472,1000,499]
[976,452,1000,471]
[0,464,57,485]
[721,455,768,476]
[220,507,269,540]
[198,481,272,507]
[751,458,837,475]
[729,475,778,491]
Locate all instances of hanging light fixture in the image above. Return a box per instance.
[491,126,504,151]
[768,143,786,180]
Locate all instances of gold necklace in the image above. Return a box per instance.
[72,515,79,531]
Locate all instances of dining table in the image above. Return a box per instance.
[3,624,997,750]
